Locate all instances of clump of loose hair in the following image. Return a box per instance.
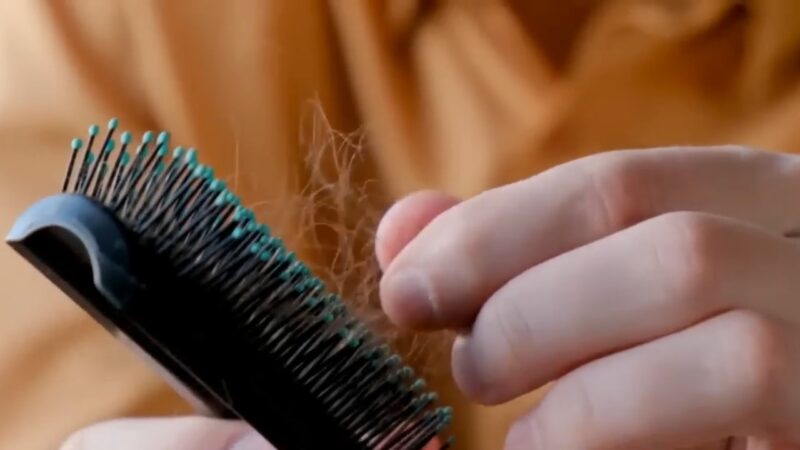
[243,101,452,377]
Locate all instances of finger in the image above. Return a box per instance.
[453,212,800,403]
[59,417,272,450]
[376,191,460,325]
[380,147,800,329]
[375,190,460,271]
[505,310,800,450]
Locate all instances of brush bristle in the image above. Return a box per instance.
[61,119,454,449]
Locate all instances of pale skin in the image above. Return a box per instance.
[62,146,800,449]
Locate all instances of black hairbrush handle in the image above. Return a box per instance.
[6,194,238,420]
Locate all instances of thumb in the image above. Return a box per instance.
[60,417,273,450]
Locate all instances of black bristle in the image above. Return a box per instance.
[56,119,454,449]
[70,124,99,192]
[84,119,118,195]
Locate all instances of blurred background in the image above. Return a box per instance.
[1,1,800,449]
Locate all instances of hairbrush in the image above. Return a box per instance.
[6,119,454,450]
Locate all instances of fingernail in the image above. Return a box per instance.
[381,269,436,326]
[228,430,274,450]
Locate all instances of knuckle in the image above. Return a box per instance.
[719,311,789,414]
[449,207,485,263]
[648,212,723,308]
[586,156,651,230]
[436,200,487,272]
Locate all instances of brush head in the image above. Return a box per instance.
[7,120,454,450]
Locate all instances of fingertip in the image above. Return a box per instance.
[375,190,459,271]
[380,269,440,329]
[451,335,498,404]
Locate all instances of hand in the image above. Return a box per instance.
[378,146,800,449]
[59,416,445,449]
[59,417,273,450]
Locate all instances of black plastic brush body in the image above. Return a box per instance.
[6,119,453,450]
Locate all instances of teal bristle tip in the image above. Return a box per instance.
[88,124,100,136]
[439,409,453,425]
[172,146,184,158]
[249,243,262,254]
[104,139,115,153]
[192,165,206,178]
[411,379,426,391]
[107,118,119,130]
[121,131,132,145]
[259,251,271,261]
[85,152,95,163]
[120,152,130,165]
[233,206,246,221]
[363,348,378,360]
[70,138,83,151]
[231,227,244,239]
[185,148,198,163]
[157,131,170,145]
[157,145,168,157]
[142,131,154,144]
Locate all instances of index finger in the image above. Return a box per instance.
[379,146,800,330]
